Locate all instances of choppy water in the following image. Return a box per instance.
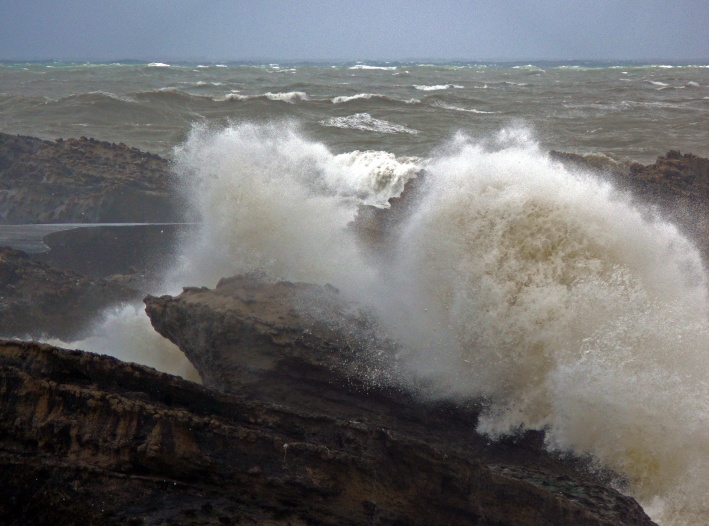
[2,61,709,525]
[1,60,707,162]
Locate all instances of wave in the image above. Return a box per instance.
[55,90,138,104]
[265,91,307,103]
[431,101,496,113]
[413,84,464,91]
[380,130,709,526]
[349,65,397,71]
[332,93,384,104]
[167,122,417,286]
[331,93,420,105]
[219,91,307,103]
[320,113,419,134]
[512,64,545,73]
[147,62,170,68]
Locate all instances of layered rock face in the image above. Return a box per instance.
[0,339,655,526]
[0,246,139,339]
[143,275,655,526]
[0,133,183,224]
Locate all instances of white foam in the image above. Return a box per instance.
[349,65,397,70]
[413,84,464,91]
[320,113,419,134]
[379,129,709,525]
[332,93,381,103]
[264,91,308,103]
[147,62,170,68]
[43,304,200,382]
[431,101,495,113]
[167,122,414,287]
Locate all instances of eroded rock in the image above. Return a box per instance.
[0,340,656,525]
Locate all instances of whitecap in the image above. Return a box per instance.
[264,91,308,103]
[349,65,397,71]
[413,84,464,91]
[431,101,495,113]
[320,113,419,134]
[332,93,382,103]
[147,62,170,67]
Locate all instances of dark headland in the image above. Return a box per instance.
[4,131,707,525]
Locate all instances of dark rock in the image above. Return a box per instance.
[0,340,656,525]
[0,245,139,339]
[144,274,655,525]
[0,132,184,224]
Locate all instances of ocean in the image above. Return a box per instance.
[2,60,709,525]
[1,61,707,162]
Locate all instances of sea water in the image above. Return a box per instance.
[2,60,708,525]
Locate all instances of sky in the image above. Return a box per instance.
[1,0,708,62]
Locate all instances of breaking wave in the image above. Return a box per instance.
[379,130,709,526]
[320,113,419,134]
[168,122,419,287]
[413,84,464,91]
[220,91,308,103]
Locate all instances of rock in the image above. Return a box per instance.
[0,245,139,339]
[144,274,655,525]
[0,339,656,525]
[0,133,184,224]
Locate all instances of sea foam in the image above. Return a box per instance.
[320,113,419,134]
[378,130,709,525]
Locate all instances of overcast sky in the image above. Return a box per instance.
[1,0,707,62]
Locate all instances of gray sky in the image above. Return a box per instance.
[1,0,707,62]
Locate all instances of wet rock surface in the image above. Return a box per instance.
[0,340,656,525]
[0,132,183,224]
[0,246,139,340]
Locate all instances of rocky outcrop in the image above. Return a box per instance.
[0,133,184,223]
[0,339,655,525]
[143,274,655,525]
[0,246,139,339]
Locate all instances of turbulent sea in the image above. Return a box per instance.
[2,60,709,525]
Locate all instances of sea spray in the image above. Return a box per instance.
[380,130,709,525]
[42,304,200,382]
[167,122,419,289]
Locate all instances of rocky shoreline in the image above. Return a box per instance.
[4,132,707,524]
